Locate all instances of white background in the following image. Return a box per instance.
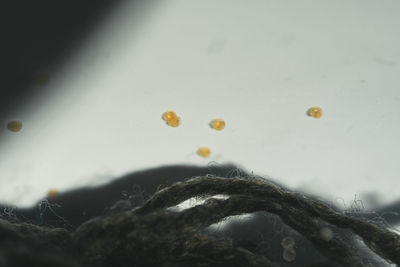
[0,1,399,211]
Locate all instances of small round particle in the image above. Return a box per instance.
[47,189,59,198]
[162,110,181,127]
[33,72,50,85]
[167,116,181,127]
[7,120,23,132]
[162,110,178,121]
[320,227,334,241]
[283,247,296,262]
[281,236,295,248]
[197,147,211,158]
[210,118,226,131]
[307,106,323,119]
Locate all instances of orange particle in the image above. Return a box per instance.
[197,147,211,158]
[47,189,59,198]
[307,107,323,119]
[167,116,181,127]
[162,110,181,127]
[7,120,23,132]
[210,118,226,131]
[162,110,178,121]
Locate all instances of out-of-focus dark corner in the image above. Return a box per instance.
[0,0,124,120]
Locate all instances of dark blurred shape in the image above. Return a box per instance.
[1,164,398,266]
[0,0,124,119]
[17,164,241,227]
[32,72,50,85]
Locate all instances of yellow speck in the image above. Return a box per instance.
[307,106,323,119]
[162,110,181,127]
[47,189,59,198]
[33,73,50,85]
[197,147,211,158]
[210,118,226,131]
[7,120,23,132]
